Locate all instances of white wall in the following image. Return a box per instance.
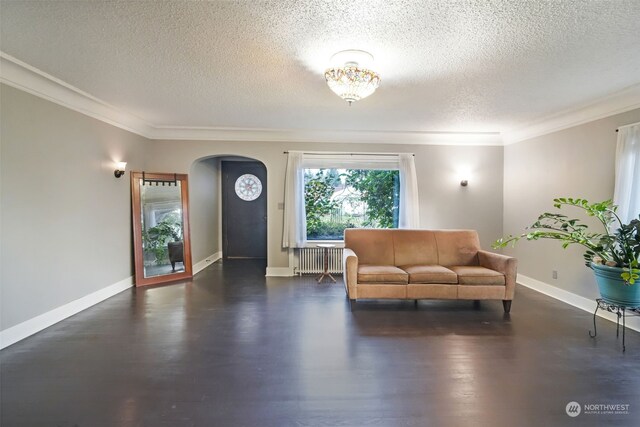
[0,84,149,331]
[189,157,221,263]
[503,108,640,300]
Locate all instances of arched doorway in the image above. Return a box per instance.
[190,154,268,268]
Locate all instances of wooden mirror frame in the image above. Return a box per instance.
[131,172,193,287]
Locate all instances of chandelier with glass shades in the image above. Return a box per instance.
[324,50,380,105]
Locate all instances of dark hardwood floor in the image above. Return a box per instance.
[2,259,639,427]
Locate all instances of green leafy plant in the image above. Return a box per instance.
[304,169,400,239]
[143,214,183,264]
[304,171,339,236]
[308,220,357,240]
[494,198,640,284]
[346,170,399,228]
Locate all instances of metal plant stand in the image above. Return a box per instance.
[589,298,640,352]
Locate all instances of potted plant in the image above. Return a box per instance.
[142,216,183,265]
[494,198,640,306]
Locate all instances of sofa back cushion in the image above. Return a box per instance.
[392,230,438,266]
[434,230,480,266]
[344,229,395,265]
[344,228,481,267]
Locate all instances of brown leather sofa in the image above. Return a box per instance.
[343,229,517,312]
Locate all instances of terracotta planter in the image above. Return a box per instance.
[592,263,640,307]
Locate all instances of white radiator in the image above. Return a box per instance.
[296,247,344,275]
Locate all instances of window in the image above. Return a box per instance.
[282,151,419,248]
[305,168,400,240]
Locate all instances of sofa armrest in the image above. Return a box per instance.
[343,248,358,299]
[478,250,517,300]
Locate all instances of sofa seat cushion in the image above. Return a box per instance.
[358,265,408,284]
[401,265,458,284]
[449,266,505,286]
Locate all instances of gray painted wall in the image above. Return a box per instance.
[503,108,640,299]
[1,83,505,332]
[144,140,505,267]
[189,157,221,263]
[0,84,149,330]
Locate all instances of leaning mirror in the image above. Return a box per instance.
[131,172,193,286]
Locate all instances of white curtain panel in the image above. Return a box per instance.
[613,123,640,224]
[398,153,420,228]
[282,151,307,248]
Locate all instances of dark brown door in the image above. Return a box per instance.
[222,161,267,259]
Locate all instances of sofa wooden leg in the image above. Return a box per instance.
[414,299,418,307]
[349,299,356,311]
[503,300,512,313]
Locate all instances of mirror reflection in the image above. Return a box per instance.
[131,172,192,287]
[140,180,185,278]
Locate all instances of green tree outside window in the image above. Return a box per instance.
[305,168,399,240]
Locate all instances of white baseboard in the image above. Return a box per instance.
[266,266,295,277]
[517,274,640,332]
[193,251,222,275]
[0,276,133,350]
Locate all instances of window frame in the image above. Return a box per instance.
[282,151,419,249]
[303,166,401,242]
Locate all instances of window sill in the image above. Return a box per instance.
[304,240,345,248]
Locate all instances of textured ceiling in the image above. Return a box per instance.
[1,0,639,134]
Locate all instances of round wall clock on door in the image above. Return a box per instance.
[234,174,262,201]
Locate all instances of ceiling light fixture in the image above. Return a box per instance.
[324,50,380,106]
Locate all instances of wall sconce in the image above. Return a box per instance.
[456,165,472,188]
[114,162,127,178]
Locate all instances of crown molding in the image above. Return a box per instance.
[0,51,502,145]
[0,52,502,145]
[0,52,155,137]
[3,51,639,146]
[502,83,640,145]
[151,126,503,145]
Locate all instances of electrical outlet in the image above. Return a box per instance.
[552,270,558,279]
